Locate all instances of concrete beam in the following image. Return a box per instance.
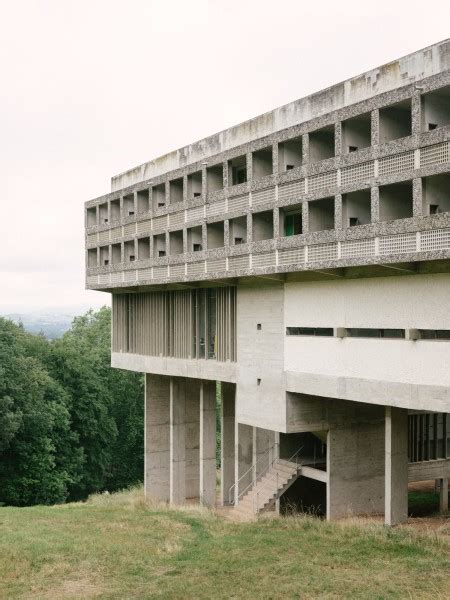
[385,406,409,525]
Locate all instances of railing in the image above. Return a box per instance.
[86,226,450,287]
[228,443,278,506]
[253,447,303,514]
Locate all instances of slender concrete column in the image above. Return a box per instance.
[170,377,186,504]
[439,478,448,514]
[235,423,253,503]
[221,382,235,506]
[200,381,216,506]
[145,374,170,501]
[185,379,201,501]
[385,406,409,525]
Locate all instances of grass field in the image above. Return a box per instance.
[0,487,449,599]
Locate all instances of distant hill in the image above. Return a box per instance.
[1,306,107,339]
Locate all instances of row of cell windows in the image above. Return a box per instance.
[86,85,450,227]
[285,327,450,340]
[87,173,450,266]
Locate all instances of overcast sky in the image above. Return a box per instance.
[1,0,449,312]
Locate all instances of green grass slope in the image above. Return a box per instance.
[0,487,449,599]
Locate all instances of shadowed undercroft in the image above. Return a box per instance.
[0,487,449,599]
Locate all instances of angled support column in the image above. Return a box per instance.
[170,377,186,504]
[145,374,170,501]
[221,382,235,506]
[385,406,408,525]
[200,381,216,506]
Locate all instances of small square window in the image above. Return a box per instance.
[103,259,109,266]
[348,145,358,153]
[257,378,261,386]
[129,255,135,262]
[257,323,262,330]
[286,164,294,170]
[349,217,359,227]
[430,204,440,215]
[193,243,202,252]
[234,237,244,245]
[158,250,166,257]
[128,210,135,216]
[428,123,438,131]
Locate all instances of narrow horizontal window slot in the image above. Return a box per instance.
[286,327,333,337]
[346,328,405,339]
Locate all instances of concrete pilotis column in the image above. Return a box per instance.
[145,374,170,501]
[221,382,235,506]
[439,478,448,514]
[170,377,186,504]
[385,406,408,525]
[185,379,201,501]
[200,381,216,506]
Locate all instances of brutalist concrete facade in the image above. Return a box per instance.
[85,40,450,523]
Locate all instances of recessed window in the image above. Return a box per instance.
[137,189,150,213]
[286,327,333,336]
[86,207,97,227]
[207,222,225,249]
[379,99,412,143]
[123,194,135,217]
[379,181,413,222]
[229,216,247,245]
[308,196,335,232]
[169,230,183,255]
[153,183,166,210]
[422,173,450,216]
[257,323,262,330]
[253,210,274,241]
[278,136,303,172]
[421,85,450,132]
[228,155,247,186]
[187,170,203,200]
[169,178,184,204]
[418,329,450,340]
[252,147,273,179]
[342,189,371,228]
[158,250,166,257]
[206,164,224,193]
[187,226,203,253]
[341,112,371,153]
[282,206,303,236]
[257,378,261,386]
[309,125,335,163]
[346,328,405,339]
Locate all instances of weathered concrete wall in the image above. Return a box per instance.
[111,40,450,191]
[327,415,385,519]
[185,379,201,500]
[284,274,450,402]
[235,283,286,431]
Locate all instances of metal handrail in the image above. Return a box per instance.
[228,442,278,505]
[254,447,303,514]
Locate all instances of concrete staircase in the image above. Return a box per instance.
[232,459,300,519]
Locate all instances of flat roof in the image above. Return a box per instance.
[111,39,450,192]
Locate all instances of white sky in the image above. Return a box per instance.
[1,0,449,311]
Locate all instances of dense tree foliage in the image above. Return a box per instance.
[0,308,144,506]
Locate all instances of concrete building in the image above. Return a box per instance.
[85,40,450,524]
